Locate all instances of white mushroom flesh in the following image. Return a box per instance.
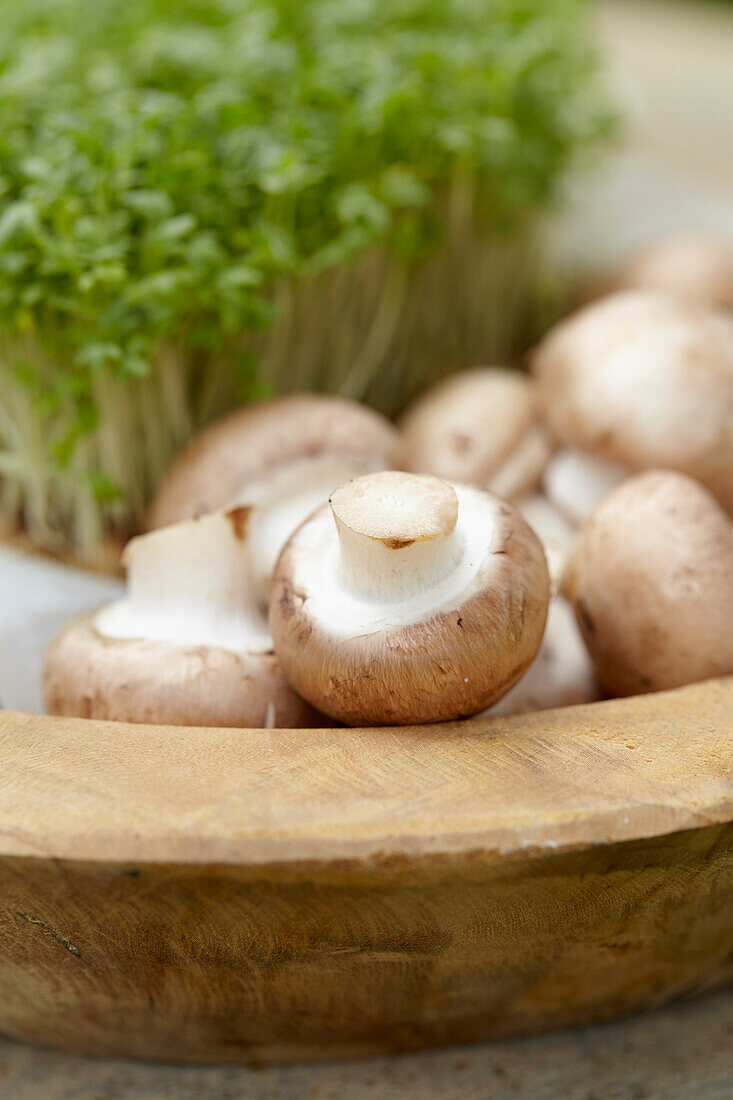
[237,453,386,607]
[96,509,271,655]
[288,475,500,636]
[543,448,629,526]
[518,494,575,592]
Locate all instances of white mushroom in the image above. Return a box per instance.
[269,471,550,726]
[533,290,733,520]
[148,394,405,603]
[43,506,323,727]
[563,470,733,697]
[400,368,552,500]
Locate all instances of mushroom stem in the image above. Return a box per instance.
[543,448,629,526]
[237,453,386,609]
[329,472,462,601]
[97,506,270,653]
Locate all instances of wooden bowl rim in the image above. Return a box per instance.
[1,678,731,869]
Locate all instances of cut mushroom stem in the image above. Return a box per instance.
[269,470,550,726]
[99,506,269,654]
[329,473,461,601]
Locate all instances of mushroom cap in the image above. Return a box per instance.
[614,234,733,311]
[533,290,733,513]
[400,368,551,500]
[269,473,550,726]
[148,394,405,530]
[562,470,733,697]
[43,612,321,728]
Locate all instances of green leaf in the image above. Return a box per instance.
[0,0,611,504]
[0,202,38,244]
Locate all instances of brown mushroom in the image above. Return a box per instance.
[400,368,552,500]
[269,471,550,725]
[613,233,733,311]
[563,470,733,697]
[44,507,323,728]
[533,290,733,517]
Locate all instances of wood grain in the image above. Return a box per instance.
[0,679,731,1063]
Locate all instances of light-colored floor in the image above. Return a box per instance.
[0,987,731,1099]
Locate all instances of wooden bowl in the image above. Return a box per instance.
[0,678,732,1064]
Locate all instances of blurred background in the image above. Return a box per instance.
[555,0,733,270]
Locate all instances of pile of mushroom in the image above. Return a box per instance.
[533,289,733,524]
[42,236,733,730]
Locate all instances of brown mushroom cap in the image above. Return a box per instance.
[533,290,733,513]
[43,506,325,728]
[148,394,405,531]
[399,368,552,500]
[43,614,320,727]
[614,234,733,311]
[269,471,550,726]
[562,470,733,697]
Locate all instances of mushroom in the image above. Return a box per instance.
[148,395,405,602]
[269,470,550,726]
[400,368,552,500]
[43,506,322,727]
[563,470,733,697]
[613,234,733,312]
[533,290,733,518]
